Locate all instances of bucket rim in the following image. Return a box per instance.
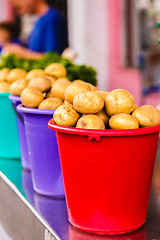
[17,104,55,115]
[0,92,10,98]
[9,95,21,102]
[48,119,160,137]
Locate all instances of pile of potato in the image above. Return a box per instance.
[0,63,72,110]
[0,68,26,93]
[53,82,160,130]
[0,65,159,130]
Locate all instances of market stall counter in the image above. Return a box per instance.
[0,142,160,240]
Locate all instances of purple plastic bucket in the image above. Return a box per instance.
[9,95,31,170]
[17,104,64,198]
[9,95,21,106]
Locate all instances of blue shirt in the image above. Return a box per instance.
[27,8,68,54]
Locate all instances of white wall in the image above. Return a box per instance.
[136,0,150,9]
[67,0,109,90]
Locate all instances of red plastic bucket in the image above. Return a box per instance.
[48,119,160,235]
[69,224,147,240]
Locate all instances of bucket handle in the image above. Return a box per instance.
[11,103,24,124]
[88,135,101,142]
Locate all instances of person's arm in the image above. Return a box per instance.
[62,48,77,61]
[3,43,45,59]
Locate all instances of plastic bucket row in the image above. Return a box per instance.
[1,93,160,235]
[2,94,64,197]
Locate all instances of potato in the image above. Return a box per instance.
[28,76,51,92]
[132,105,160,127]
[51,78,71,100]
[21,87,44,108]
[73,80,84,84]
[6,68,26,83]
[0,82,10,93]
[73,91,104,114]
[9,79,28,96]
[45,63,67,78]
[96,110,109,125]
[73,80,99,91]
[132,104,139,111]
[38,98,63,110]
[43,92,47,98]
[76,115,105,129]
[25,69,45,81]
[109,113,139,129]
[46,89,54,98]
[45,75,57,85]
[64,81,91,104]
[0,68,10,82]
[54,104,80,127]
[63,100,71,106]
[105,89,135,116]
[89,84,99,91]
[94,91,109,101]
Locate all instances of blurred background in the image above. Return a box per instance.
[0,0,160,106]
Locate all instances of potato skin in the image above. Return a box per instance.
[10,79,28,96]
[133,104,138,111]
[28,76,51,92]
[54,104,80,127]
[0,82,10,93]
[51,78,71,100]
[94,91,109,101]
[45,75,57,85]
[76,115,105,129]
[45,63,67,78]
[73,91,104,114]
[89,84,99,91]
[38,98,63,110]
[109,113,139,129]
[43,92,47,98]
[0,68,10,82]
[21,87,44,108]
[63,100,71,106]
[96,110,109,125]
[46,89,54,98]
[6,68,26,83]
[105,89,135,116]
[73,79,84,84]
[64,81,91,104]
[73,81,99,91]
[25,69,45,81]
[132,105,160,127]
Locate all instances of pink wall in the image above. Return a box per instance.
[107,0,142,106]
[0,0,13,21]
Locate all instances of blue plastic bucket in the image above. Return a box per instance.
[0,93,20,159]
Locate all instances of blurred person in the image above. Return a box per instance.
[0,21,20,52]
[3,0,68,59]
[20,14,38,45]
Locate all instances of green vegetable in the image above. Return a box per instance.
[0,52,97,86]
